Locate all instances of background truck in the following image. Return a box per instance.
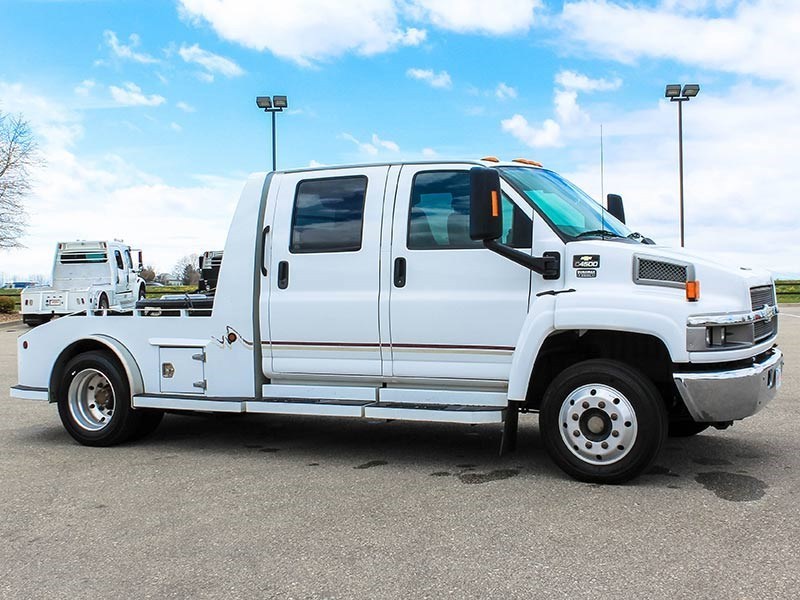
[20,240,146,326]
[11,160,783,483]
[197,250,223,293]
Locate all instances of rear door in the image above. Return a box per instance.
[388,165,533,381]
[266,167,389,376]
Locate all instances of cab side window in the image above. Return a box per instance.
[114,250,125,270]
[124,249,133,269]
[407,171,532,249]
[290,176,367,254]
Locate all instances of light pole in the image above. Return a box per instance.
[256,95,288,171]
[665,83,699,247]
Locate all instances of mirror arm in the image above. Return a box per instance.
[484,240,560,280]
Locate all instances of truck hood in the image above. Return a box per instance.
[565,241,773,315]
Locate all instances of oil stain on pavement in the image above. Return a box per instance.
[695,471,767,502]
[458,469,519,485]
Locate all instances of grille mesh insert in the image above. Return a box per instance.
[750,286,775,310]
[637,259,687,283]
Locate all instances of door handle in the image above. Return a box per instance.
[394,257,406,288]
[277,260,289,289]
[260,226,270,276]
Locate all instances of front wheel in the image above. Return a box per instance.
[539,359,667,484]
[57,351,142,446]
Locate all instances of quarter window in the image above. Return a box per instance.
[290,176,367,253]
[408,171,532,249]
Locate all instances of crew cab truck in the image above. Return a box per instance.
[10,160,783,483]
[20,240,146,326]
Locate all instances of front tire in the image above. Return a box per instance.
[57,351,142,446]
[539,359,667,484]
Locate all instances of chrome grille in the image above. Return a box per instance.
[754,318,777,342]
[750,285,775,310]
[638,259,687,283]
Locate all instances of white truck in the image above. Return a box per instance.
[10,160,783,483]
[20,240,146,326]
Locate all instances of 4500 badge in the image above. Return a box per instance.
[573,254,599,278]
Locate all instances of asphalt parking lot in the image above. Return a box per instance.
[1,311,799,600]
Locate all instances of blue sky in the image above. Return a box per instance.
[1,0,798,278]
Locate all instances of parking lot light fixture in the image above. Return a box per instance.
[255,94,289,171]
[665,83,701,247]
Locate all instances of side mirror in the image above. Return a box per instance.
[137,250,144,271]
[470,167,503,241]
[607,193,625,224]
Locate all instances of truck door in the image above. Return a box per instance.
[388,165,533,380]
[266,166,389,376]
[112,249,132,300]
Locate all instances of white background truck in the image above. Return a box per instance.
[11,160,783,483]
[20,240,146,326]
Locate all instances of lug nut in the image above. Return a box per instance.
[573,430,580,437]
[572,414,579,421]
[601,442,608,449]
[612,430,619,438]
[610,413,618,421]
[598,401,605,409]
[585,442,592,449]
[582,401,590,409]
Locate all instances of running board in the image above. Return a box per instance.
[132,394,505,423]
[365,403,505,424]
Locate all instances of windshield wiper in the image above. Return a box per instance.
[574,229,624,239]
[627,232,656,245]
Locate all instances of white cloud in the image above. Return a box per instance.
[371,133,400,152]
[176,101,195,113]
[103,30,159,64]
[495,82,518,100]
[170,122,182,132]
[407,0,541,34]
[341,133,378,155]
[308,159,326,168]
[74,80,96,97]
[0,81,241,278]
[555,70,621,93]
[501,114,562,148]
[554,89,587,125]
[422,147,437,157]
[407,68,452,89]
[109,82,166,107]
[560,0,800,84]
[178,0,425,66]
[178,43,244,80]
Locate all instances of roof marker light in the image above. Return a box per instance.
[512,158,543,167]
[481,156,500,162]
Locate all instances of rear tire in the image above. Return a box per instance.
[94,294,109,316]
[540,359,667,484]
[57,351,141,446]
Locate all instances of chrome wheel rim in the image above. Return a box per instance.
[558,384,638,465]
[67,368,115,432]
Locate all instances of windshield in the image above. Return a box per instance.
[499,166,632,240]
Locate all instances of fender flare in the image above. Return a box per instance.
[48,335,144,403]
[507,295,556,401]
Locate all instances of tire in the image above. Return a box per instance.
[668,420,709,437]
[57,351,142,446]
[95,294,109,315]
[138,285,146,301]
[539,359,667,484]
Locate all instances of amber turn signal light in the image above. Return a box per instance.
[686,280,700,301]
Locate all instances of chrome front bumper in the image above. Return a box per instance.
[673,348,783,422]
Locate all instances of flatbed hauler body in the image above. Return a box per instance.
[11,161,783,483]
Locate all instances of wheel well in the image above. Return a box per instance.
[48,340,125,403]
[524,330,675,411]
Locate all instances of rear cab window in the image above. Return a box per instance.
[290,176,368,253]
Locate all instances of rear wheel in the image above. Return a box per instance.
[540,359,667,484]
[57,351,141,446]
[94,294,109,316]
[138,285,146,301]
